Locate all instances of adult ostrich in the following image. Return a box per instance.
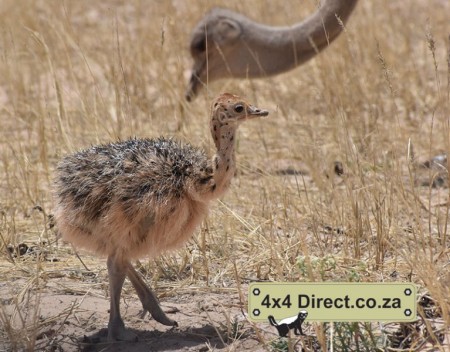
[186,0,358,101]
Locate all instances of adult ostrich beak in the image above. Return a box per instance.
[185,72,201,102]
[185,60,206,102]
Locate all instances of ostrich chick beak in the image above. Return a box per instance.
[241,105,269,120]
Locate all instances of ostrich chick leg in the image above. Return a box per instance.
[107,255,138,341]
[126,262,177,327]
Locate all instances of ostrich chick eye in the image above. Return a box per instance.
[234,104,244,113]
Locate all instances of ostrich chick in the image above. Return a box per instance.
[53,93,269,341]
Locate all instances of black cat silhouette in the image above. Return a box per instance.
[268,310,308,337]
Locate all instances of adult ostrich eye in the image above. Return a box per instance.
[234,104,244,113]
[192,36,206,53]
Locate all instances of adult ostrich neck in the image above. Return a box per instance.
[236,0,358,76]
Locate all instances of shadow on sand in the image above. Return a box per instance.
[80,324,226,352]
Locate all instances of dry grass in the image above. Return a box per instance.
[0,0,449,351]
